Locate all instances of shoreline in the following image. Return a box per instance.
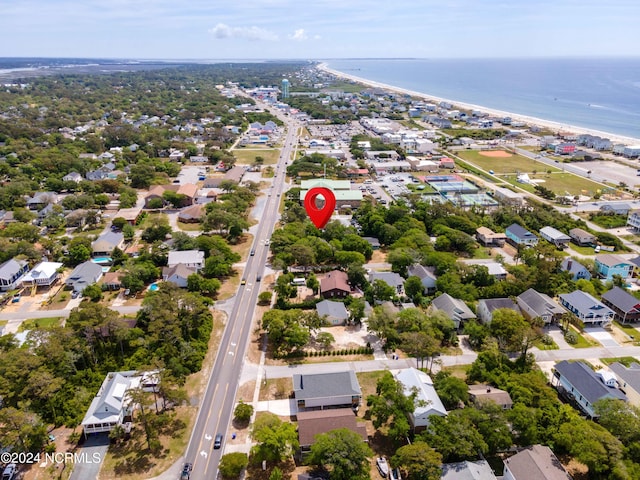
[317,62,640,146]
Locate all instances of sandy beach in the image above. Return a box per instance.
[318,63,640,147]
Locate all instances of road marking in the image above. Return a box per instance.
[231,342,236,347]
[205,434,212,441]
[229,351,234,356]
[200,451,208,459]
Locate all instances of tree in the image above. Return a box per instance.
[258,291,273,305]
[250,412,298,463]
[219,452,248,479]
[367,371,416,441]
[419,411,488,462]
[433,371,469,410]
[392,441,442,480]
[0,407,48,453]
[82,283,103,302]
[370,279,397,303]
[404,276,424,302]
[490,309,538,356]
[234,400,254,424]
[306,273,319,294]
[308,428,373,480]
[594,398,640,445]
[268,467,284,480]
[262,309,310,356]
[316,331,334,349]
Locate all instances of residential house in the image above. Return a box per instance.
[316,300,349,326]
[293,371,362,411]
[558,290,614,326]
[21,261,63,288]
[115,206,143,225]
[0,259,29,291]
[610,362,640,406]
[552,360,626,418]
[62,172,83,183]
[177,204,205,223]
[600,203,631,216]
[441,460,498,480]
[503,445,572,480]
[468,384,513,410]
[167,250,205,272]
[320,270,351,299]
[516,288,565,324]
[102,272,123,291]
[26,191,57,210]
[431,293,476,329]
[560,258,591,281]
[477,298,520,324]
[394,368,447,431]
[569,228,596,247]
[297,409,368,453]
[539,226,571,249]
[628,256,640,277]
[601,286,640,323]
[505,223,538,247]
[144,185,165,208]
[407,264,437,294]
[369,271,405,296]
[162,264,196,288]
[594,254,634,281]
[92,231,125,257]
[476,227,506,247]
[65,261,104,294]
[463,260,507,281]
[81,370,157,437]
[627,210,640,232]
[362,236,381,250]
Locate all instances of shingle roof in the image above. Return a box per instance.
[320,270,350,293]
[167,250,204,266]
[369,271,405,289]
[559,290,614,317]
[596,254,633,268]
[602,286,640,313]
[431,293,476,325]
[554,360,627,405]
[297,409,368,447]
[479,298,519,314]
[517,288,564,318]
[560,258,589,276]
[0,258,27,279]
[316,300,349,321]
[293,371,361,400]
[441,460,498,480]
[506,223,537,240]
[610,362,640,395]
[395,368,447,419]
[505,445,572,480]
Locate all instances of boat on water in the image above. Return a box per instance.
[376,457,389,478]
[390,467,402,480]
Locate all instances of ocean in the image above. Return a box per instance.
[325,58,640,141]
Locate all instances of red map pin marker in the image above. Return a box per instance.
[304,187,336,229]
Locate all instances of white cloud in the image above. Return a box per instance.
[208,23,278,41]
[288,28,308,41]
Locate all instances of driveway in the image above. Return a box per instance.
[585,326,619,347]
[69,433,109,480]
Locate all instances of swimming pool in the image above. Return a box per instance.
[91,257,113,264]
[148,282,159,292]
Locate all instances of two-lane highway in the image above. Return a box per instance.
[185,109,298,479]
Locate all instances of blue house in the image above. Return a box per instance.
[505,223,538,247]
[594,254,634,281]
[552,360,626,418]
[559,290,614,326]
[560,258,591,281]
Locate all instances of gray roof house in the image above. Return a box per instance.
[407,264,437,294]
[441,460,497,480]
[65,261,104,293]
[601,286,640,323]
[162,264,196,288]
[92,231,124,257]
[293,371,362,411]
[477,298,520,324]
[0,258,29,292]
[560,258,591,281]
[552,360,627,418]
[539,226,571,248]
[600,203,632,215]
[167,250,205,271]
[516,288,565,324]
[503,444,572,480]
[505,223,538,247]
[316,299,349,326]
[431,293,476,329]
[610,362,640,407]
[369,271,405,295]
[62,172,83,183]
[395,368,447,430]
[559,290,614,325]
[26,191,57,210]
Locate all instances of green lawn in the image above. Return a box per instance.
[571,328,601,348]
[534,337,559,350]
[472,247,492,259]
[601,356,639,367]
[569,244,597,256]
[18,317,62,331]
[613,321,640,341]
[500,172,605,197]
[232,148,281,165]
[457,149,558,175]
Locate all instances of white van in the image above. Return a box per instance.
[2,464,17,480]
[291,278,306,286]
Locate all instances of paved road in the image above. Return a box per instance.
[184,107,299,480]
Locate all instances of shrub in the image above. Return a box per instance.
[565,330,578,344]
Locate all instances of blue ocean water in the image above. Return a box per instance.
[325,58,640,140]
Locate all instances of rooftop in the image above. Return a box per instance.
[293,371,361,400]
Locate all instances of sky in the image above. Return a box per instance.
[1,0,639,59]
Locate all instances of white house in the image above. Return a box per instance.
[394,368,447,431]
[21,261,63,288]
[293,371,362,411]
[167,250,205,272]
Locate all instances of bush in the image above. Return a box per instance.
[565,330,579,344]
[258,291,272,306]
[219,452,248,479]
[541,334,554,345]
[234,400,254,423]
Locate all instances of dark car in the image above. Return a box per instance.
[250,249,255,256]
[180,463,192,480]
[214,433,223,449]
[256,275,262,282]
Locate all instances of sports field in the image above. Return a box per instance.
[457,149,560,174]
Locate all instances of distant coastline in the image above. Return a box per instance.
[318,62,640,146]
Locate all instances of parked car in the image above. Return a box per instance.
[180,463,192,480]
